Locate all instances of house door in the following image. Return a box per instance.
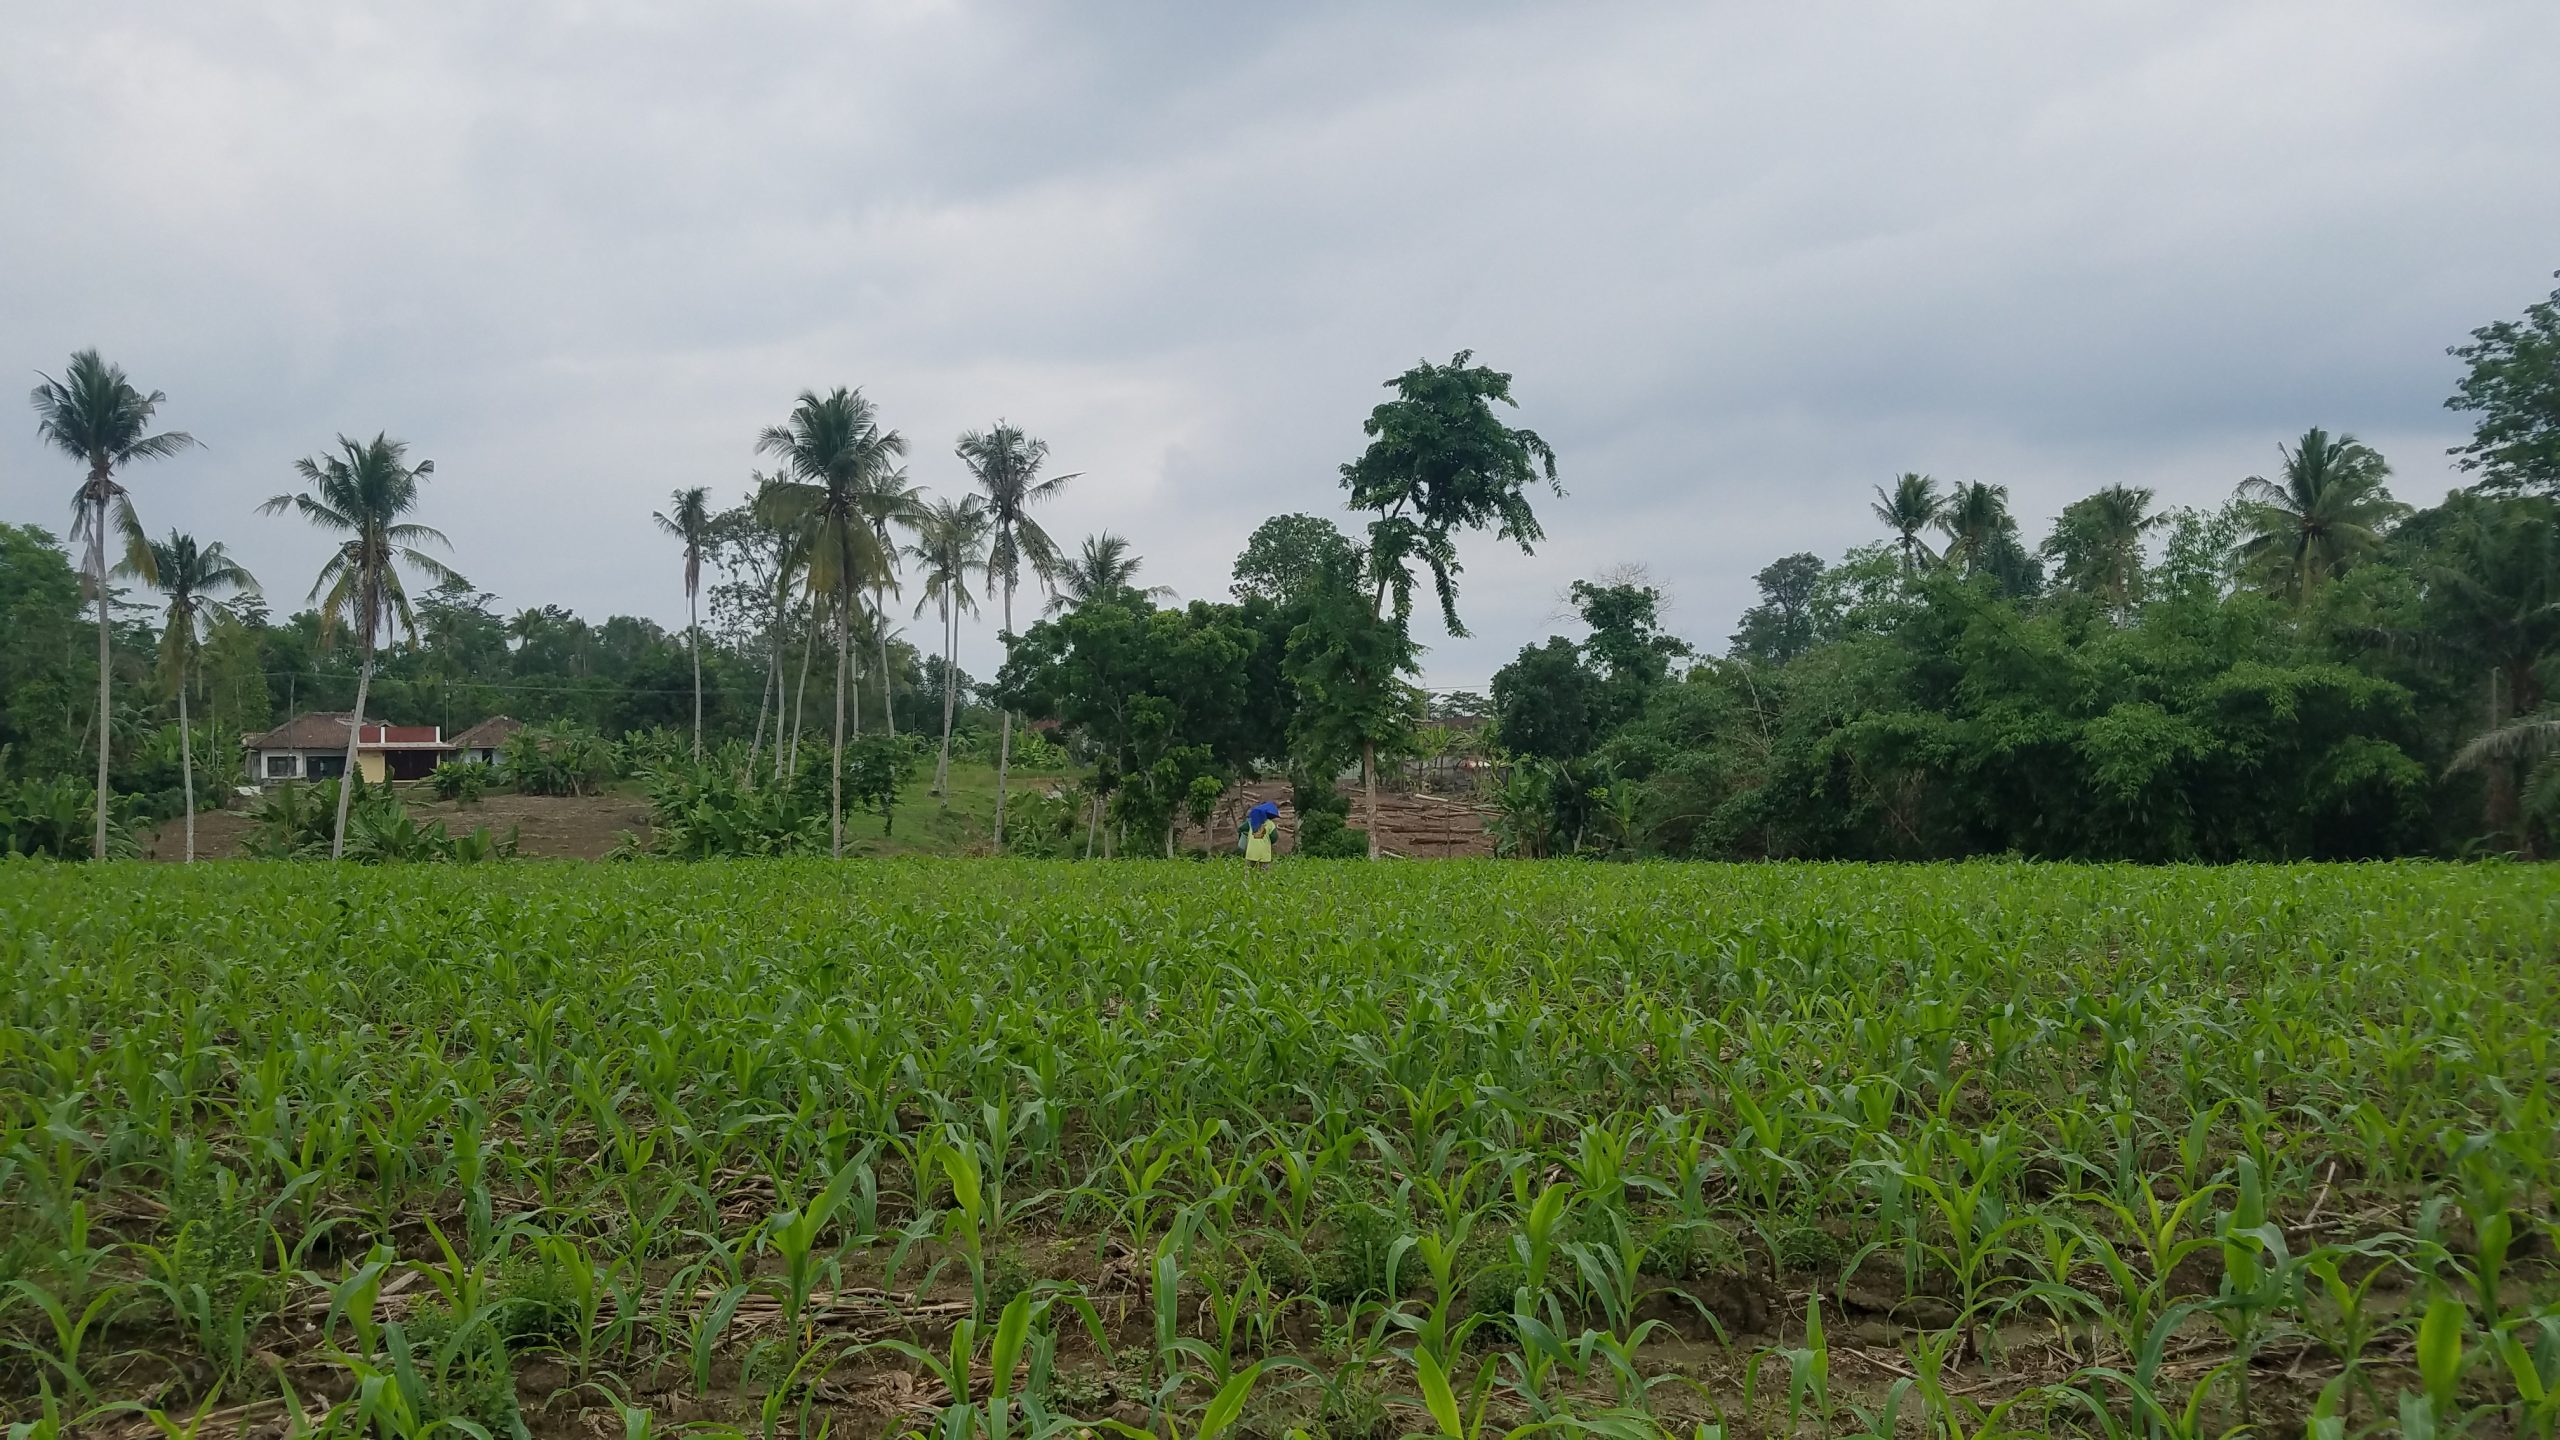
[306,754,346,780]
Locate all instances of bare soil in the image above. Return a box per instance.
[143,775,1487,862]
[139,789,655,861]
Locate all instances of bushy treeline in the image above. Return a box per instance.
[0,522,993,812]
[1490,477,2556,860]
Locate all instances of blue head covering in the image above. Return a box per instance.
[1246,801,1280,828]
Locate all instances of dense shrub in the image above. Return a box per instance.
[504,721,614,796]
[428,760,487,803]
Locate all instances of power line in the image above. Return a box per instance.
[234,671,897,698]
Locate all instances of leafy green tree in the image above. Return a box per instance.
[1570,578,1689,729]
[1490,637,1599,761]
[2044,485,2166,617]
[1231,513,1359,605]
[957,421,1076,851]
[653,485,715,760]
[115,531,259,861]
[998,592,1259,856]
[198,603,273,740]
[1283,550,1420,841]
[2445,271,2560,495]
[0,526,93,782]
[1730,553,1824,665]
[261,433,459,859]
[2149,503,2243,604]
[730,474,809,780]
[908,496,991,802]
[757,388,906,856]
[1338,350,1559,855]
[28,350,198,859]
[2235,429,2408,601]
[415,577,509,719]
[844,734,907,834]
[1870,473,1944,570]
[1811,544,1922,643]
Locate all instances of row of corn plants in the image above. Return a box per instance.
[0,859,2555,1438]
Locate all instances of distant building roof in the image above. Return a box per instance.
[241,712,362,750]
[449,715,523,750]
[242,712,497,751]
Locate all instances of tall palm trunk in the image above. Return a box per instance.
[750,579,786,781]
[831,578,851,858]
[88,484,111,862]
[935,595,957,804]
[749,632,775,781]
[688,585,703,762]
[876,588,896,740]
[994,577,1015,850]
[786,600,817,778]
[177,679,195,863]
[846,588,863,741]
[333,629,375,860]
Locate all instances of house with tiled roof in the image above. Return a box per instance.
[447,716,524,766]
[241,713,523,784]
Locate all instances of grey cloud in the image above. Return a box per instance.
[5,1,2556,691]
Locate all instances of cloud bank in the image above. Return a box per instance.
[5,1,2556,686]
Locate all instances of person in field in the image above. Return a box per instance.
[1243,799,1280,871]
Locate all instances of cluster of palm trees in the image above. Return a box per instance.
[1867,426,2407,606]
[32,350,248,863]
[34,349,478,862]
[721,389,1134,857]
[30,346,1175,865]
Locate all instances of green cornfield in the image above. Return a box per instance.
[2,860,2556,1438]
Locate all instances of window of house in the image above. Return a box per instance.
[264,753,297,779]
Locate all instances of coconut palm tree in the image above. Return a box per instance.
[2044,484,2165,618]
[908,496,991,802]
[652,485,714,761]
[1871,472,1945,570]
[2450,715,2560,858]
[2234,428,2408,601]
[260,433,459,859]
[756,388,906,857]
[2423,495,2560,852]
[850,466,928,739]
[1935,482,2014,575]
[115,531,259,861]
[1046,532,1175,614]
[28,350,199,859]
[957,422,1077,850]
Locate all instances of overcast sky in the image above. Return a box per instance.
[6,2,2556,690]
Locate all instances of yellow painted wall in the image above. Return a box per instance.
[357,752,387,783]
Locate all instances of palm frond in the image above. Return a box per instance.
[2449,717,2560,775]
[385,522,452,549]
